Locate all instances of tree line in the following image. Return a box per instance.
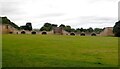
[1,16,120,37]
[40,22,104,34]
[1,17,104,34]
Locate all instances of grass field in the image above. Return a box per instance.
[2,34,118,67]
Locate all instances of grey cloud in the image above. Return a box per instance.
[0,0,117,29]
[88,0,119,3]
[1,0,25,15]
[79,16,117,22]
[39,13,65,18]
[61,16,117,28]
[63,16,117,23]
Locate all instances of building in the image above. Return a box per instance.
[1,24,18,34]
[99,27,114,36]
[53,27,70,35]
[53,27,63,35]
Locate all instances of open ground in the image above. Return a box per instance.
[2,34,118,67]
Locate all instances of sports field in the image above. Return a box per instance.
[2,34,118,67]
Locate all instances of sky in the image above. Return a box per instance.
[0,0,119,29]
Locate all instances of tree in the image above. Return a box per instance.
[1,17,20,30]
[64,25,71,32]
[20,22,32,31]
[44,23,52,27]
[10,22,20,30]
[80,28,84,32]
[75,28,81,33]
[52,24,57,28]
[113,21,120,37]
[70,28,76,32]
[59,24,65,29]
[26,22,32,31]
[1,17,11,24]
[94,28,103,34]
[40,22,53,31]
[87,27,93,33]
[20,26,28,30]
[40,27,45,31]
[83,28,87,32]
[40,23,52,31]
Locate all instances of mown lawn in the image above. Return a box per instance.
[2,34,118,67]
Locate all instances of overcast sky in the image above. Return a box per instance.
[0,0,119,29]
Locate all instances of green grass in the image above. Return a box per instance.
[0,35,2,68]
[2,34,118,67]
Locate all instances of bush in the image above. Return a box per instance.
[113,21,120,37]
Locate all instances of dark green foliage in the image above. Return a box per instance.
[94,28,103,34]
[59,24,65,29]
[20,26,27,30]
[10,22,20,30]
[40,23,56,31]
[52,24,58,28]
[80,28,84,32]
[87,27,94,33]
[40,23,104,33]
[64,25,71,32]
[44,23,52,27]
[40,27,45,31]
[113,21,120,37]
[59,24,72,32]
[20,22,32,31]
[40,23,58,31]
[26,23,32,31]
[1,17,20,30]
[83,28,87,32]
[75,28,81,33]
[40,26,52,31]
[70,28,76,32]
[1,17,11,24]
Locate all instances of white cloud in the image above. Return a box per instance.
[0,0,119,29]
